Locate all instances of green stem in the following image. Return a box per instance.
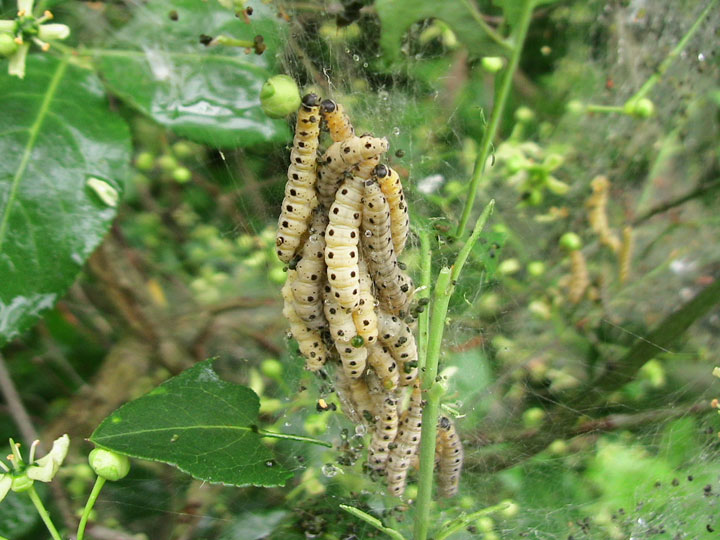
[584,104,626,114]
[77,476,106,540]
[27,485,63,540]
[339,504,406,540]
[413,202,495,540]
[256,428,332,448]
[630,0,718,102]
[435,501,511,540]
[454,0,534,238]
[416,229,432,370]
[458,0,513,50]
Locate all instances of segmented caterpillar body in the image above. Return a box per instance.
[325,175,364,311]
[281,277,327,372]
[352,261,378,346]
[276,94,322,263]
[335,368,362,424]
[568,250,589,304]
[367,343,399,390]
[317,135,388,209]
[436,416,463,497]
[323,288,357,341]
[368,396,399,471]
[587,175,620,253]
[619,226,633,284]
[374,164,409,255]
[386,385,423,496]
[362,179,411,313]
[377,310,418,385]
[336,338,367,379]
[291,211,328,329]
[349,377,375,420]
[321,99,355,142]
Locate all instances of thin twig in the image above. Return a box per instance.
[0,352,39,444]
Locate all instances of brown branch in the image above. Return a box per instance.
[632,178,720,225]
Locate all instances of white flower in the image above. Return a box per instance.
[0,434,70,502]
[26,434,69,482]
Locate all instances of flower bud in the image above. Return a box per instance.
[481,56,504,73]
[260,358,283,379]
[89,448,130,481]
[559,232,582,251]
[37,23,70,41]
[260,75,301,118]
[0,33,18,57]
[11,474,33,493]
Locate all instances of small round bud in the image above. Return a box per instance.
[527,261,545,276]
[498,258,521,275]
[559,232,582,251]
[11,474,34,493]
[548,439,568,455]
[628,97,655,118]
[171,141,194,158]
[475,516,494,532]
[260,75,301,119]
[522,407,546,428]
[260,358,283,379]
[0,33,18,57]
[481,56,504,73]
[156,154,178,172]
[500,500,520,518]
[566,100,585,115]
[89,448,130,481]
[135,151,155,171]
[172,166,192,183]
[514,106,535,123]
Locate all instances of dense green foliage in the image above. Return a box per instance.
[1,0,719,538]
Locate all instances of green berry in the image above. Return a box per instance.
[89,448,130,481]
[172,166,192,183]
[559,232,582,251]
[514,106,534,123]
[156,154,178,172]
[260,75,301,119]
[527,261,545,276]
[522,407,546,428]
[260,358,283,379]
[632,97,655,118]
[268,266,286,284]
[481,56,504,73]
[135,151,155,171]
[0,33,18,57]
[171,141,194,158]
[498,258,521,275]
[566,100,585,115]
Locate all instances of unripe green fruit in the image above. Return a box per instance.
[89,448,130,481]
[0,33,18,57]
[172,141,194,158]
[566,100,585,115]
[481,56,504,73]
[632,97,655,118]
[559,232,582,251]
[11,474,33,493]
[260,75,301,118]
[527,261,545,276]
[135,151,155,171]
[260,358,283,379]
[172,166,192,183]
[156,154,178,172]
[514,106,534,123]
[522,407,546,428]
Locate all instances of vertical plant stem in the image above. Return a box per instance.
[630,0,718,102]
[455,0,534,238]
[413,202,495,540]
[27,485,63,540]
[416,229,432,369]
[77,475,107,540]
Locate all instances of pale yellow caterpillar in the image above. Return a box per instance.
[320,99,355,142]
[377,311,418,386]
[374,164,409,255]
[362,178,411,314]
[349,376,375,420]
[368,396,399,471]
[367,343,400,390]
[436,416,463,498]
[325,175,364,311]
[281,277,327,372]
[323,287,357,341]
[276,93,322,263]
[336,338,367,379]
[352,260,379,346]
[568,250,589,304]
[386,385,423,496]
[290,211,328,329]
[619,226,633,284]
[586,175,620,253]
[316,135,388,208]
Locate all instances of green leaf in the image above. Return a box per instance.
[90,359,294,487]
[493,0,559,32]
[93,0,290,148]
[0,55,131,347]
[375,0,508,66]
[0,488,39,538]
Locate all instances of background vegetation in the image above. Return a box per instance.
[1,0,719,538]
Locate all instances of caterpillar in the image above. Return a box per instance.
[586,175,620,253]
[335,368,363,424]
[290,210,328,329]
[619,226,633,284]
[386,385,423,496]
[321,99,355,142]
[436,416,463,498]
[362,178,411,314]
[352,261,379,346]
[281,277,327,372]
[368,396,399,471]
[349,376,375,420]
[377,310,418,386]
[367,343,399,390]
[276,93,322,263]
[316,135,388,209]
[336,337,367,379]
[373,164,409,255]
[323,287,357,341]
[325,175,365,311]
[568,250,589,304]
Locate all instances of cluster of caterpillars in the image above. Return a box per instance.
[277,93,463,497]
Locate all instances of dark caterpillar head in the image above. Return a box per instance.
[374,164,389,178]
[320,99,337,113]
[302,93,320,107]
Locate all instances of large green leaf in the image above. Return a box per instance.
[91,360,294,487]
[94,0,289,148]
[375,0,507,65]
[0,55,131,347]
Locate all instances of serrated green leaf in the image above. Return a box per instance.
[375,0,507,65]
[91,360,294,488]
[94,0,290,148]
[0,55,131,347]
